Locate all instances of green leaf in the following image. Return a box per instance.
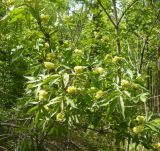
[27,105,38,114]
[63,73,69,88]
[47,97,62,106]
[123,90,131,97]
[145,124,158,132]
[120,96,125,119]
[61,100,64,110]
[43,74,60,85]
[24,76,36,81]
[126,69,133,79]
[145,118,160,132]
[140,93,149,102]
[34,110,40,125]
[65,97,77,108]
[0,14,9,22]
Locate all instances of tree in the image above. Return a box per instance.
[0,0,160,150]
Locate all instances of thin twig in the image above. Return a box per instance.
[46,141,63,151]
[139,37,149,73]
[0,146,8,151]
[97,0,116,28]
[0,122,19,128]
[118,0,138,25]
[149,95,160,99]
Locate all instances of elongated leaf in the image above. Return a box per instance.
[24,76,36,81]
[47,97,62,106]
[120,96,125,119]
[123,90,131,97]
[34,110,40,125]
[126,69,133,79]
[43,74,60,84]
[145,118,160,132]
[63,73,69,88]
[65,97,77,108]
[0,14,9,22]
[27,105,38,114]
[140,93,149,102]
[145,124,158,132]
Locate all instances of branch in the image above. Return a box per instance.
[45,141,63,151]
[118,0,138,25]
[97,0,116,28]
[0,146,8,151]
[64,140,89,151]
[139,37,149,73]
[0,122,19,128]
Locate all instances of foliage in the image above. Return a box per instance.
[0,0,160,150]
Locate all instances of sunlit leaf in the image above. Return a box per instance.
[120,96,125,119]
[63,73,69,88]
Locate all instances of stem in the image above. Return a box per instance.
[112,2,121,150]
[112,0,121,86]
[112,0,121,55]
[139,37,148,73]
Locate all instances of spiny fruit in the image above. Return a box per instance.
[74,66,84,74]
[112,56,122,64]
[95,90,104,100]
[44,43,49,48]
[136,115,145,123]
[132,125,144,134]
[101,36,108,43]
[94,31,100,39]
[40,14,49,22]
[43,105,49,111]
[94,67,105,75]
[104,54,112,61]
[56,112,64,122]
[121,80,130,87]
[153,142,160,150]
[7,0,15,5]
[38,90,48,101]
[44,62,55,70]
[46,53,55,61]
[67,86,77,94]
[74,49,83,55]
[63,15,69,21]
